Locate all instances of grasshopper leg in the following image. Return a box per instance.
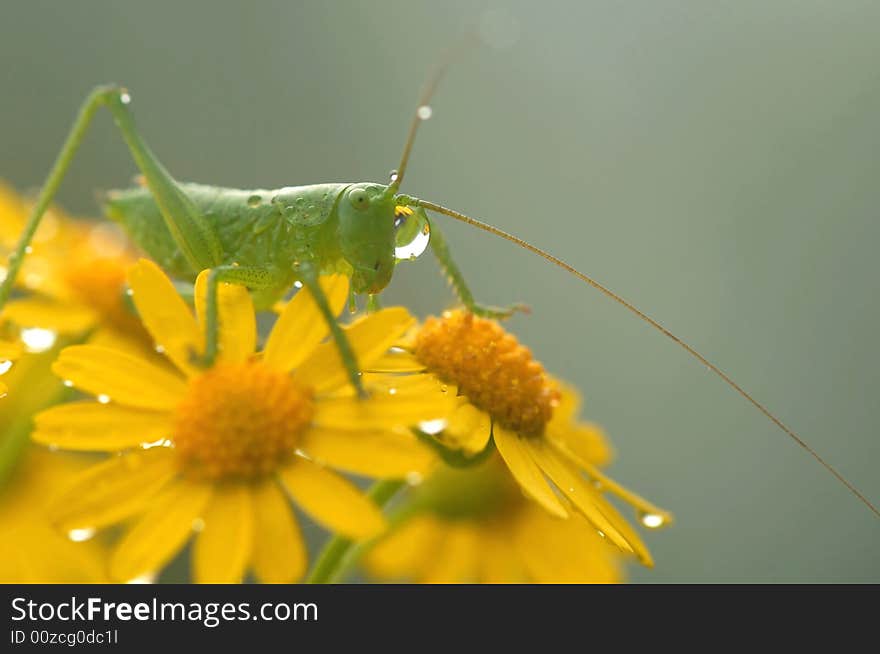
[427,220,529,319]
[301,273,366,398]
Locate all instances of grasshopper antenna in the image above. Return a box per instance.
[388,31,479,193]
[413,198,880,519]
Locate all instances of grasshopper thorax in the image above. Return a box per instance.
[337,183,398,294]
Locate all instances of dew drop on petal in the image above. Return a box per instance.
[97,394,111,404]
[62,379,74,388]
[418,418,447,435]
[120,92,132,105]
[638,511,668,529]
[293,281,303,289]
[67,528,95,543]
[20,327,57,353]
[0,360,12,375]
[406,472,423,486]
[417,105,433,121]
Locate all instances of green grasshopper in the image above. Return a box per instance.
[0,70,876,520]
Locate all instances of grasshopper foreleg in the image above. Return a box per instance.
[301,273,366,398]
[427,220,529,319]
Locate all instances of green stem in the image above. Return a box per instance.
[306,478,405,584]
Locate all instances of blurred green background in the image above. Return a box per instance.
[1,0,878,582]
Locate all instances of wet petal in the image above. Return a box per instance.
[250,479,307,583]
[294,308,415,392]
[194,270,256,365]
[52,345,187,410]
[48,449,176,531]
[279,458,386,539]
[523,438,651,564]
[193,483,253,583]
[127,259,203,376]
[494,427,568,519]
[33,402,172,451]
[110,478,212,582]
[299,426,436,478]
[263,275,349,372]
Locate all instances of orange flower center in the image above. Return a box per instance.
[413,310,560,436]
[173,362,314,480]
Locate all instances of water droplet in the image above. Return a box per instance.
[418,418,447,435]
[20,327,57,353]
[125,288,134,297]
[417,105,433,120]
[395,223,431,260]
[120,92,132,105]
[24,246,33,254]
[0,360,12,375]
[596,530,606,539]
[0,265,7,283]
[406,472,424,486]
[247,194,262,207]
[293,281,303,289]
[388,387,397,395]
[638,511,668,529]
[63,379,74,388]
[68,528,95,543]
[154,344,166,354]
[97,394,111,405]
[192,518,206,532]
[389,169,399,183]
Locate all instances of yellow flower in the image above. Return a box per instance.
[0,182,146,344]
[0,347,107,582]
[390,310,672,567]
[33,260,450,583]
[366,456,624,583]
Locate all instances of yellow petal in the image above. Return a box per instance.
[48,448,177,531]
[312,390,452,431]
[479,531,528,583]
[127,259,203,376]
[299,426,436,479]
[194,270,256,365]
[250,479,307,583]
[33,402,172,451]
[52,345,187,410]
[110,478,212,582]
[263,275,349,372]
[3,297,96,334]
[365,516,442,581]
[494,427,568,519]
[523,437,651,564]
[367,350,426,373]
[421,525,480,583]
[193,483,253,583]
[441,401,493,453]
[0,339,21,361]
[295,308,415,392]
[547,420,613,467]
[279,458,386,539]
[0,380,6,397]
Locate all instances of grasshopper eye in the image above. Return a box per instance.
[348,188,369,210]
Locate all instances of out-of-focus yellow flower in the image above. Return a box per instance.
[0,182,146,344]
[33,260,450,583]
[0,347,107,583]
[366,456,624,583]
[384,310,672,567]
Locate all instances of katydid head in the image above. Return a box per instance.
[338,183,397,294]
